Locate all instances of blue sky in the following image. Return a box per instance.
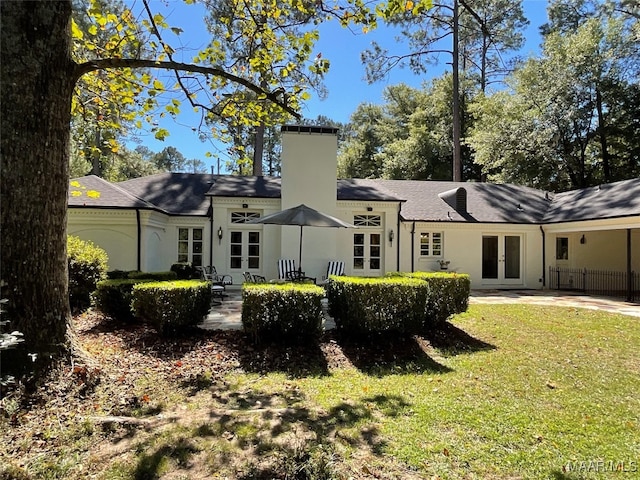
[128,0,549,172]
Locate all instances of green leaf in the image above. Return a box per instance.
[154,128,170,140]
[71,19,84,39]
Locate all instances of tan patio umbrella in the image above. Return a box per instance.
[247,204,356,273]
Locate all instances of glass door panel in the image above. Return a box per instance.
[247,231,260,269]
[369,233,381,270]
[353,233,365,270]
[229,231,243,269]
[504,236,521,279]
[482,236,498,279]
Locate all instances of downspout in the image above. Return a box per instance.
[410,221,416,272]
[208,197,214,269]
[539,225,546,288]
[136,209,141,272]
[396,202,402,271]
[627,228,632,302]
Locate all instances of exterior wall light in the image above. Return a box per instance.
[580,234,586,244]
[388,229,394,244]
[217,226,223,243]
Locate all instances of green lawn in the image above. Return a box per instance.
[2,304,638,479]
[213,304,639,479]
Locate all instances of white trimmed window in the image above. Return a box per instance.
[420,232,443,257]
[353,215,381,227]
[556,237,569,260]
[178,227,203,266]
[231,211,261,223]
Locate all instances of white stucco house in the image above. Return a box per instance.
[68,125,640,297]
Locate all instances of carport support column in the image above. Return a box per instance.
[627,228,632,302]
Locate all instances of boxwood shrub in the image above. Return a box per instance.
[93,278,154,322]
[67,235,108,312]
[387,271,471,326]
[325,276,430,335]
[132,280,211,334]
[127,271,177,281]
[107,270,131,280]
[242,283,325,344]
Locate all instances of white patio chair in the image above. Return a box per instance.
[278,259,297,280]
[322,260,345,282]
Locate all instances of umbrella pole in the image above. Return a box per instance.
[298,225,303,274]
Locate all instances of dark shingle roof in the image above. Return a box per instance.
[337,179,403,202]
[68,175,160,210]
[374,180,551,223]
[205,175,282,198]
[117,173,218,215]
[205,176,403,202]
[70,172,640,224]
[543,177,640,223]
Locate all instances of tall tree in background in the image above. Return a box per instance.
[468,1,639,190]
[338,103,387,178]
[338,78,477,180]
[200,0,335,175]
[0,0,378,372]
[152,146,187,172]
[362,0,527,181]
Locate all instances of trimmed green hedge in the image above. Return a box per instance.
[132,280,211,334]
[326,272,470,334]
[325,276,430,335]
[107,270,178,280]
[67,235,108,312]
[388,271,471,325]
[93,279,154,322]
[242,283,325,344]
[127,271,177,281]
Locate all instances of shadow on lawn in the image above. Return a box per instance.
[423,322,497,357]
[335,331,452,376]
[206,386,410,477]
[229,336,330,379]
[128,386,412,479]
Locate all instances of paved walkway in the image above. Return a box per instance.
[199,288,640,331]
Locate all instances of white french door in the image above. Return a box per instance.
[353,232,382,276]
[229,230,261,273]
[482,234,522,285]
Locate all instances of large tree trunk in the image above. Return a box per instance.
[1,1,76,363]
